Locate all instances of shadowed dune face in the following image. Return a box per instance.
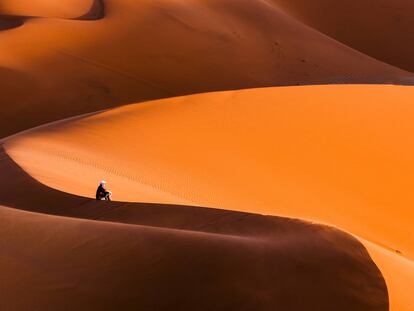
[0,15,25,31]
[0,205,388,310]
[0,156,388,311]
[0,0,413,138]
[273,0,414,72]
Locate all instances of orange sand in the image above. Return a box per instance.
[1,0,413,309]
[5,84,413,310]
[0,0,412,137]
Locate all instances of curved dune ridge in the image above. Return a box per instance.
[0,202,388,310]
[0,0,413,137]
[4,85,414,310]
[0,144,389,310]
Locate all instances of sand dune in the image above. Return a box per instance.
[4,85,414,310]
[0,0,412,137]
[1,1,412,310]
[0,141,390,309]
[273,0,414,72]
[0,188,388,310]
[365,241,414,310]
[0,0,96,19]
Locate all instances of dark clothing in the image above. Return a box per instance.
[96,185,111,200]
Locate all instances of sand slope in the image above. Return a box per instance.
[0,162,388,310]
[273,0,414,72]
[0,0,412,137]
[5,85,414,310]
[0,0,96,19]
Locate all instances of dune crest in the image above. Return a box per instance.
[0,203,388,310]
[5,85,414,310]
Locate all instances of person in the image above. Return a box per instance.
[96,180,112,201]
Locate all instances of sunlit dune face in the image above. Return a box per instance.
[5,85,414,260]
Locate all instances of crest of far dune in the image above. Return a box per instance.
[4,84,414,310]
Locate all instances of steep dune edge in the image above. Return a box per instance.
[4,85,414,310]
[272,0,414,73]
[364,240,414,310]
[75,0,104,20]
[0,0,413,138]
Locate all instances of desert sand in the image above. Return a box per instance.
[273,0,414,72]
[0,0,96,18]
[0,0,413,137]
[4,84,414,310]
[0,142,388,310]
[0,0,413,310]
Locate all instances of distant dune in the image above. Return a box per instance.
[0,0,96,18]
[273,0,414,72]
[0,0,412,137]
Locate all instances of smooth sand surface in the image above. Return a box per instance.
[0,0,412,138]
[5,85,414,310]
[273,0,414,72]
[0,205,388,310]
[365,240,414,311]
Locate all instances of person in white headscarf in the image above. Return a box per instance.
[96,180,112,201]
